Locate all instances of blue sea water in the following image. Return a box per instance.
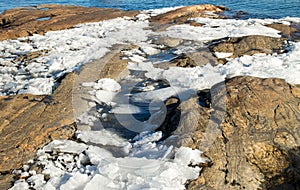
[0,0,300,18]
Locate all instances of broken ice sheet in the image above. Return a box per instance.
[42,140,88,154]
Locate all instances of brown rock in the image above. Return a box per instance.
[292,23,300,41]
[170,54,198,68]
[152,37,183,48]
[185,20,205,27]
[0,174,15,190]
[195,77,300,189]
[14,50,49,65]
[0,4,139,41]
[291,85,300,98]
[0,73,76,188]
[159,95,211,147]
[149,4,226,26]
[164,76,300,189]
[155,48,218,69]
[99,47,131,80]
[210,35,287,58]
[266,23,300,41]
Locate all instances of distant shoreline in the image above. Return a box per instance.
[1,0,300,18]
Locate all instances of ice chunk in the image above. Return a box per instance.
[9,179,29,190]
[84,174,117,190]
[174,147,209,166]
[27,174,45,189]
[42,161,65,178]
[138,43,160,55]
[132,131,163,146]
[43,140,88,154]
[214,52,233,59]
[161,18,281,41]
[95,90,116,103]
[85,146,114,165]
[60,173,89,190]
[94,78,121,92]
[76,130,131,148]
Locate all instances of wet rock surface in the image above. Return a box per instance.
[209,35,288,59]
[0,4,139,41]
[166,76,300,189]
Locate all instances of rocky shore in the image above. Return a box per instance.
[1,4,300,190]
[0,4,139,41]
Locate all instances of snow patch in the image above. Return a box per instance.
[161,18,281,41]
[11,131,208,190]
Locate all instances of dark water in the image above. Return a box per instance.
[0,0,300,18]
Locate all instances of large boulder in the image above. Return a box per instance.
[162,76,300,189]
[209,35,287,59]
[0,4,139,41]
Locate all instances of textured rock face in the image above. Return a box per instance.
[0,74,76,189]
[0,4,139,41]
[209,35,287,58]
[163,76,300,189]
[155,49,218,69]
[266,23,300,41]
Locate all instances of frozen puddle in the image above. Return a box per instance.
[36,16,51,21]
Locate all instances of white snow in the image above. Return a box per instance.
[83,78,122,104]
[11,131,207,190]
[76,130,131,148]
[126,41,300,94]
[218,42,300,84]
[85,146,114,165]
[138,42,161,55]
[93,78,121,92]
[160,18,281,41]
[128,61,225,93]
[0,16,151,95]
[26,174,45,189]
[143,6,183,17]
[60,173,89,190]
[83,174,113,190]
[214,52,233,59]
[5,6,300,190]
[1,12,297,96]
[10,180,29,190]
[174,147,209,166]
[280,17,300,23]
